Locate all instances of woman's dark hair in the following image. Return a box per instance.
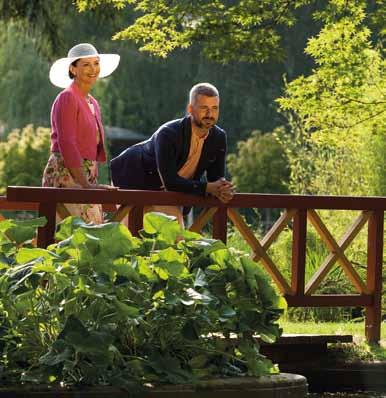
[68,59,80,79]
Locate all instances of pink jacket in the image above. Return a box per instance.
[50,82,107,168]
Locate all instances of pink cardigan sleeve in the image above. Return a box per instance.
[53,91,83,168]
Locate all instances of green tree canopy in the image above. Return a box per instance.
[276,0,385,196]
[75,1,385,64]
[75,0,313,63]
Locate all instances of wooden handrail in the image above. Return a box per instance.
[6,186,386,210]
[2,187,385,343]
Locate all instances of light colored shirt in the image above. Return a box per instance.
[177,130,208,178]
[87,99,100,145]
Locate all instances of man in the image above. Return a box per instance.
[110,83,233,224]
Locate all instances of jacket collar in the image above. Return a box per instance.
[68,82,96,104]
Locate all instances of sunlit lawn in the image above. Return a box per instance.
[279,320,386,350]
[279,320,385,339]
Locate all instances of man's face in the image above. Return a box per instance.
[188,95,220,130]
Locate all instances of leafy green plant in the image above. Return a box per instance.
[0,213,285,389]
[0,125,51,194]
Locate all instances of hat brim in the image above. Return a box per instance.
[49,54,120,88]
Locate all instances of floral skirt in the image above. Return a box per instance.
[42,153,103,224]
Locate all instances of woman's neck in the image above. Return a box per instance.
[74,80,91,97]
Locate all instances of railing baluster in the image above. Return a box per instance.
[365,210,384,343]
[291,209,307,296]
[128,206,143,237]
[212,207,227,243]
[189,207,217,233]
[37,202,56,248]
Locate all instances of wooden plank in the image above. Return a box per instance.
[291,209,307,295]
[254,250,293,295]
[189,208,217,233]
[261,209,297,249]
[307,209,368,294]
[306,211,371,294]
[227,208,261,251]
[37,202,56,248]
[227,208,292,294]
[6,187,386,210]
[102,203,118,213]
[365,210,384,343]
[110,205,132,222]
[285,294,373,307]
[127,206,143,237]
[269,334,353,345]
[212,207,227,243]
[56,203,71,219]
[0,196,38,211]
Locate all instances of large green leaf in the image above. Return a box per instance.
[0,217,47,244]
[16,247,58,264]
[143,212,183,244]
[112,258,141,282]
[55,217,88,241]
[143,212,177,234]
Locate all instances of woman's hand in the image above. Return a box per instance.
[91,184,119,190]
[68,167,118,190]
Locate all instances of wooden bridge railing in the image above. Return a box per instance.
[3,186,386,343]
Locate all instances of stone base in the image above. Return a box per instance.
[149,373,308,398]
[0,374,308,398]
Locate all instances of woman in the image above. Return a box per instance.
[43,43,120,223]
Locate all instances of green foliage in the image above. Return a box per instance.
[273,1,386,318]
[278,1,385,134]
[0,212,285,388]
[0,0,68,55]
[0,22,57,132]
[227,129,289,194]
[76,0,313,63]
[0,125,50,194]
[277,0,386,196]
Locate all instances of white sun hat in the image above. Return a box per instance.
[49,43,120,88]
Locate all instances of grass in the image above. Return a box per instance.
[279,320,386,340]
[279,320,386,361]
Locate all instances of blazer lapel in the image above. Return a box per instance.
[177,116,192,169]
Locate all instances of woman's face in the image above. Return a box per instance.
[70,56,100,87]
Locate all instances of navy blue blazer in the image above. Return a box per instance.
[110,116,227,196]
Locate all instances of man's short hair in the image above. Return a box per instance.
[189,83,219,105]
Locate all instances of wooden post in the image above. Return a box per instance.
[212,207,227,243]
[128,206,143,237]
[365,210,384,343]
[291,209,307,296]
[37,202,57,248]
